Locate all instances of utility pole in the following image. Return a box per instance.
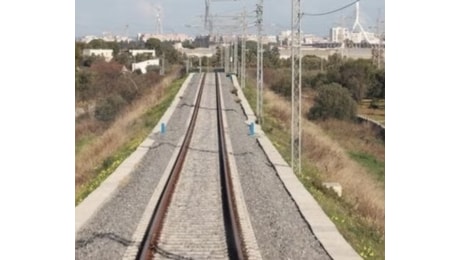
[160,53,165,75]
[224,44,230,73]
[185,58,189,74]
[377,9,383,69]
[205,0,211,30]
[256,0,264,124]
[291,0,302,176]
[233,36,238,74]
[220,41,224,68]
[240,8,247,89]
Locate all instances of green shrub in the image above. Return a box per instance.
[308,83,357,121]
[95,94,127,121]
[271,71,291,97]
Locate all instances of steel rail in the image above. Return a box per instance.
[138,73,206,260]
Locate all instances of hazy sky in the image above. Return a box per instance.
[75,0,385,37]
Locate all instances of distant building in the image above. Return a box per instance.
[79,35,99,43]
[129,49,156,57]
[180,47,215,58]
[303,34,328,44]
[330,27,350,43]
[173,42,183,51]
[278,46,373,60]
[351,32,379,44]
[131,59,160,74]
[241,34,276,45]
[82,49,113,62]
[78,34,131,43]
[331,27,380,44]
[138,33,193,42]
[265,35,278,44]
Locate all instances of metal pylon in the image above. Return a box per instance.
[224,44,230,73]
[240,8,247,89]
[233,37,238,74]
[256,0,264,124]
[291,0,302,175]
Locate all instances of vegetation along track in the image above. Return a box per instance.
[138,72,245,259]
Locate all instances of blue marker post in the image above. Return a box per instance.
[249,122,255,136]
[161,123,166,134]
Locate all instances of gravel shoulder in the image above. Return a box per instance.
[75,74,201,260]
[219,75,331,260]
[76,72,334,260]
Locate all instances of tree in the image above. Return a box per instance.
[302,55,321,71]
[95,94,127,122]
[82,55,104,67]
[134,53,153,62]
[160,42,180,64]
[367,68,385,100]
[145,38,162,52]
[307,83,357,121]
[325,53,343,71]
[75,42,86,67]
[270,70,291,97]
[90,60,123,97]
[309,72,330,89]
[182,40,195,49]
[114,51,134,68]
[245,40,258,67]
[75,69,94,101]
[145,38,180,65]
[105,41,120,56]
[339,59,375,102]
[87,39,108,49]
[264,46,280,68]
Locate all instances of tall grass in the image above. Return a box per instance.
[244,78,385,259]
[75,68,184,205]
[358,99,385,125]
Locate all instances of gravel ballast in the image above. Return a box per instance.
[219,75,331,260]
[75,74,201,260]
[76,72,333,260]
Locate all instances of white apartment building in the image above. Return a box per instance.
[129,49,156,57]
[79,35,131,43]
[138,33,193,42]
[131,59,160,74]
[330,27,350,43]
[82,49,113,62]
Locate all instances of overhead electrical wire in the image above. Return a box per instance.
[303,0,359,16]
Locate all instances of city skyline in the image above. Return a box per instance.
[76,0,384,38]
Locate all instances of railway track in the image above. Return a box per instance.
[137,72,246,260]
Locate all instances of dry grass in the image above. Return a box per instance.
[318,119,385,162]
[358,99,385,125]
[263,89,385,233]
[75,68,181,193]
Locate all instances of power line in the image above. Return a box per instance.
[303,0,359,16]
